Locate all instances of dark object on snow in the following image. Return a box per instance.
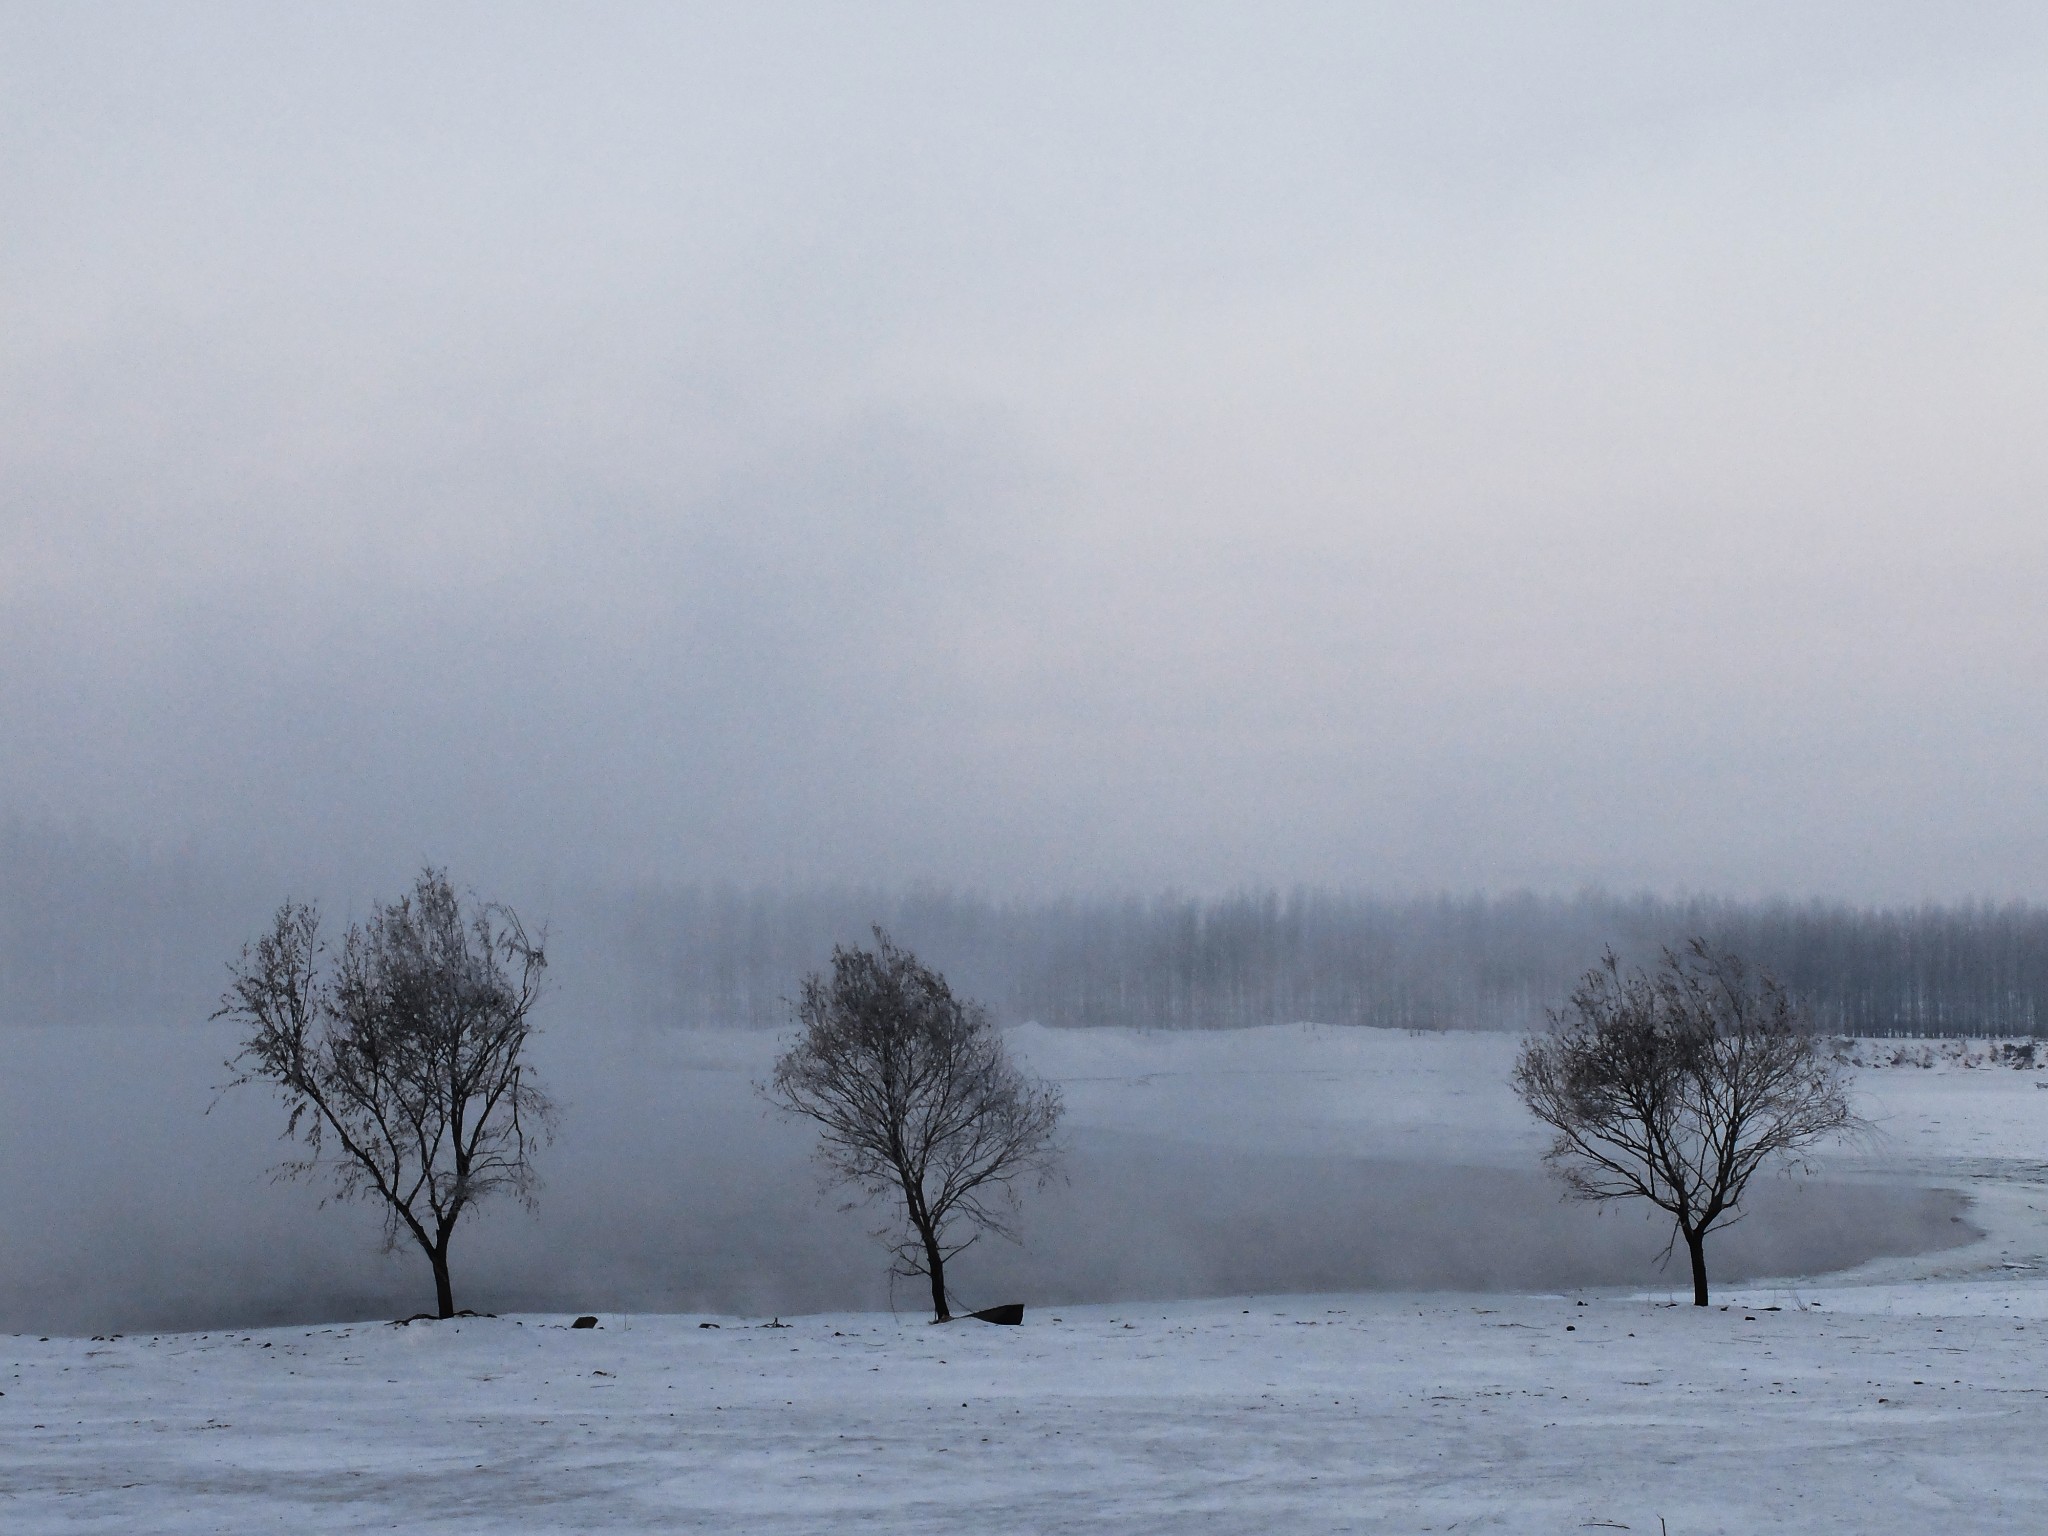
[571,1315,599,1329]
[970,1303,1025,1325]
[698,1322,720,1329]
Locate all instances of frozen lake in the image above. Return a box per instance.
[0,1022,1986,1331]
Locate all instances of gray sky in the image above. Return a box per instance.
[4,3,2046,900]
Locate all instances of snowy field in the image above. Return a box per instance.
[6,1283,2048,1532]
[3,1024,2045,1531]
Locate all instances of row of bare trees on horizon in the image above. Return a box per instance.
[7,817,2045,1034]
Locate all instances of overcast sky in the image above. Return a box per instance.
[4,3,2046,901]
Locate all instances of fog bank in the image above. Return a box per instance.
[10,825,2048,1038]
[7,6,2048,900]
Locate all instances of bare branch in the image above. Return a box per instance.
[215,869,554,1318]
[764,929,1063,1321]
[1511,940,1857,1305]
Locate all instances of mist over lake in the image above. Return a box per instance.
[0,1021,1967,1334]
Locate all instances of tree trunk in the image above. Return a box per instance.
[431,1242,456,1320]
[924,1235,950,1323]
[1685,1228,1709,1307]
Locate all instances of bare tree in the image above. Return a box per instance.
[1512,940,1854,1306]
[215,869,553,1319]
[767,930,1062,1321]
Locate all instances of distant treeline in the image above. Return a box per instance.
[4,821,2045,1035]
[574,886,2048,1036]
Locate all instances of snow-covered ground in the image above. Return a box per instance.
[6,1283,2047,1533]
[3,1026,2044,1531]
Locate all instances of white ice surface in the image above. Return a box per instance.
[4,1025,2044,1532]
[1009,1020,1550,1165]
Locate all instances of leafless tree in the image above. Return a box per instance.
[215,869,553,1319]
[1512,939,1855,1306]
[767,930,1063,1321]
